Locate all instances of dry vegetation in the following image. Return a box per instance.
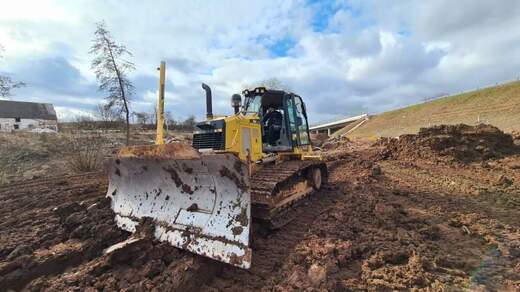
[0,129,190,185]
[63,133,110,172]
[349,81,520,139]
[0,132,70,184]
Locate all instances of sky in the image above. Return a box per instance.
[1,0,520,124]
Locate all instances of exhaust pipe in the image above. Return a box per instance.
[201,83,213,119]
[231,94,242,115]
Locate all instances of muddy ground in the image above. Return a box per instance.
[1,124,519,291]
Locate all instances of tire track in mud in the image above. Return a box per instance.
[0,173,108,257]
[199,155,358,291]
[203,183,344,291]
[0,172,127,291]
[0,172,104,197]
[206,152,369,291]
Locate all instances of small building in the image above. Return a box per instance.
[0,100,58,132]
[309,114,368,137]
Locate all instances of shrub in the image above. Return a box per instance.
[65,133,108,172]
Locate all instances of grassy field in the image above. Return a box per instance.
[0,130,191,185]
[348,81,520,139]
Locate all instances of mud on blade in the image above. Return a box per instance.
[106,144,252,269]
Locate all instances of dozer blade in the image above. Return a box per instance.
[106,143,252,269]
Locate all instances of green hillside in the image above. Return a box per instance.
[349,81,520,139]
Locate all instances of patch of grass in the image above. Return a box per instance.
[349,81,520,138]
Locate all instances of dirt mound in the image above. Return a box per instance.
[378,124,519,163]
[310,133,329,147]
[321,136,351,151]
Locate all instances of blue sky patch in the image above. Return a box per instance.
[308,0,337,32]
[266,36,296,57]
[307,0,361,32]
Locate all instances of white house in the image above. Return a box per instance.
[0,100,58,132]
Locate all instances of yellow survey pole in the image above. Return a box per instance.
[156,61,166,145]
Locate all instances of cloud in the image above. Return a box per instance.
[10,56,91,94]
[413,0,520,39]
[55,106,96,121]
[0,0,519,125]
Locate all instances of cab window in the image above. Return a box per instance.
[244,95,262,114]
[294,96,310,145]
[286,97,298,144]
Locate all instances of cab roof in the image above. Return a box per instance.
[242,87,292,97]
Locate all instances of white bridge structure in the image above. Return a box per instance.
[309,114,368,137]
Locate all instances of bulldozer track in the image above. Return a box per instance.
[0,172,105,196]
[251,160,327,228]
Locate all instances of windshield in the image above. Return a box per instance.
[244,95,262,114]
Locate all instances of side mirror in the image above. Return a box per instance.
[296,117,303,126]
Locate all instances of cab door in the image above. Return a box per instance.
[285,94,311,147]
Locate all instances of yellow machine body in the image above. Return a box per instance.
[223,114,263,162]
[198,113,319,167]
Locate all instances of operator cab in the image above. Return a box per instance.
[243,87,311,153]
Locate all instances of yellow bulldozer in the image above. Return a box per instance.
[106,62,327,269]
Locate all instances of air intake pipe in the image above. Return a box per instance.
[201,83,213,119]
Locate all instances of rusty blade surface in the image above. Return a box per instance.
[107,143,252,269]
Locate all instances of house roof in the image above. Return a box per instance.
[0,100,58,120]
[309,114,368,131]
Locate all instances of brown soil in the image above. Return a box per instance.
[0,173,126,291]
[378,124,519,163]
[310,133,329,147]
[0,124,519,291]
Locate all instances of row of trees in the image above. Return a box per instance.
[93,103,196,130]
[94,103,196,129]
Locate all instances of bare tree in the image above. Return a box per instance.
[134,112,150,125]
[90,22,135,145]
[0,44,26,98]
[149,102,157,128]
[182,115,196,130]
[0,76,25,99]
[165,110,174,129]
[72,114,96,130]
[244,78,291,91]
[95,103,122,129]
[95,103,121,121]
